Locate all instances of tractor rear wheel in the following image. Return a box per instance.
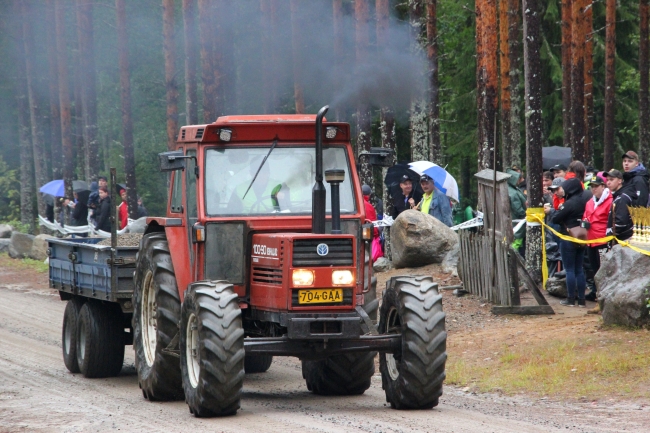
[62,298,85,373]
[132,233,183,401]
[244,355,273,374]
[180,282,245,417]
[379,276,447,409]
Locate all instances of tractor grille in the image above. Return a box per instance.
[252,266,282,285]
[292,239,353,267]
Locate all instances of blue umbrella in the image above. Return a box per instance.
[408,161,460,202]
[39,180,90,197]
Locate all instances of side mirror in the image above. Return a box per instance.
[367,147,395,167]
[159,150,186,172]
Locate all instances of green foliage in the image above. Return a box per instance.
[0,219,30,234]
[0,155,20,222]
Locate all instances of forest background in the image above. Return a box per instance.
[0,0,645,230]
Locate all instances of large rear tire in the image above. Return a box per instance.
[132,233,183,401]
[62,298,84,373]
[302,253,377,395]
[244,355,273,374]
[76,301,125,378]
[180,282,245,417]
[379,276,447,409]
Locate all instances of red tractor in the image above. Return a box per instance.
[132,106,447,416]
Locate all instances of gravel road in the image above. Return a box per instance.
[1,280,648,432]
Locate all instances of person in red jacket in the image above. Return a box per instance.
[118,188,129,230]
[582,172,613,301]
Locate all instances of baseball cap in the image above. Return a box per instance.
[550,164,567,172]
[548,177,564,190]
[602,169,623,179]
[622,151,639,161]
[362,185,372,195]
[399,174,412,183]
[420,174,433,183]
[589,172,606,186]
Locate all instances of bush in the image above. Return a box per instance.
[0,155,20,222]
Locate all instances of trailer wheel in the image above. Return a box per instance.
[132,233,183,401]
[379,276,447,409]
[244,355,273,374]
[62,298,84,373]
[76,301,125,378]
[180,282,245,417]
[301,257,377,395]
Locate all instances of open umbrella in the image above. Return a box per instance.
[408,161,460,202]
[383,163,423,199]
[115,183,127,195]
[542,146,572,170]
[39,180,90,197]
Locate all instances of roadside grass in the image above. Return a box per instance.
[446,329,650,400]
[0,253,49,273]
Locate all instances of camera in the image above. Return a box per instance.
[580,220,591,229]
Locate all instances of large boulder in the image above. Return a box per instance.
[0,224,12,238]
[126,217,147,234]
[595,245,650,327]
[30,234,56,261]
[10,232,35,259]
[545,277,567,298]
[390,210,458,269]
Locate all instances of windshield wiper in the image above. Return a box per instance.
[242,138,278,200]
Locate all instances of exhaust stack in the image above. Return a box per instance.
[312,106,329,234]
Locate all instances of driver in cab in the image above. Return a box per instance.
[228,157,288,214]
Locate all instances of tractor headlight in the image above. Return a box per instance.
[332,270,354,285]
[292,269,314,286]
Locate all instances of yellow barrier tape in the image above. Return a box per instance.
[525,211,650,289]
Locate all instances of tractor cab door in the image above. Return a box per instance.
[185,148,198,277]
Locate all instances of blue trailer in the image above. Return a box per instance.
[48,237,139,378]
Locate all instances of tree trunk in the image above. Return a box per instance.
[561,0,572,149]
[215,1,234,115]
[584,1,594,165]
[73,42,83,177]
[333,0,344,120]
[570,0,586,161]
[76,0,99,181]
[182,0,198,125]
[499,0,511,170]
[22,1,47,217]
[198,0,216,122]
[426,0,441,164]
[55,0,74,210]
[116,0,138,220]
[476,0,498,171]
[261,0,280,114]
[507,0,522,168]
[640,0,650,162]
[163,0,178,150]
[603,0,616,171]
[46,0,62,180]
[523,0,544,283]
[290,0,305,114]
[356,0,372,186]
[409,1,428,162]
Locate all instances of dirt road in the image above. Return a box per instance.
[1,270,649,432]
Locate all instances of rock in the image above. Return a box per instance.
[442,242,460,276]
[373,257,391,273]
[595,245,650,327]
[10,232,35,258]
[8,244,22,259]
[126,217,147,234]
[0,239,11,253]
[29,234,56,261]
[545,277,567,298]
[390,210,458,269]
[0,224,13,238]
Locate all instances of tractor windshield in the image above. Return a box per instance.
[204,146,357,216]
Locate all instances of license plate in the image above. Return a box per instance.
[298,288,343,304]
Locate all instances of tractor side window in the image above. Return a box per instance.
[170,169,183,213]
[186,150,197,218]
